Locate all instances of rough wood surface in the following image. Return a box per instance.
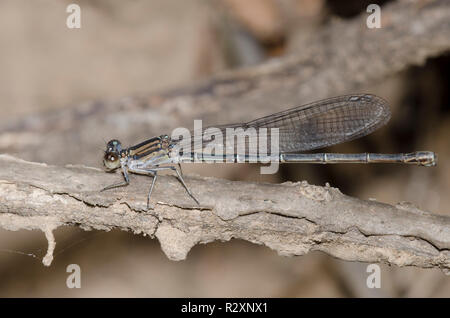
[0,155,449,270]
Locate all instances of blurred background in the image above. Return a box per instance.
[0,0,449,297]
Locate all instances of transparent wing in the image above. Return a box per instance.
[171,94,390,154]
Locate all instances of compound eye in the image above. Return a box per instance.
[103,152,121,171]
[106,139,122,152]
[104,153,118,162]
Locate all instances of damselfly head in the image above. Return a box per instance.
[103,139,122,171]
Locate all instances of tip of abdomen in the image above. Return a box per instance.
[417,151,437,166]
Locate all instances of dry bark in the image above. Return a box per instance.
[0,155,449,270]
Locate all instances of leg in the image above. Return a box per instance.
[126,167,158,209]
[170,166,200,205]
[101,166,130,191]
[147,171,157,209]
[128,165,200,206]
[149,166,199,205]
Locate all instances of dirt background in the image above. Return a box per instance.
[0,0,449,297]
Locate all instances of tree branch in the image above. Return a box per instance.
[1,0,449,167]
[0,154,448,270]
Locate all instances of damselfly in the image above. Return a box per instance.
[101,94,437,208]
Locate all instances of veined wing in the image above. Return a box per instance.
[172,94,390,154]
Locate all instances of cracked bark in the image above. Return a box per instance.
[0,155,449,270]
